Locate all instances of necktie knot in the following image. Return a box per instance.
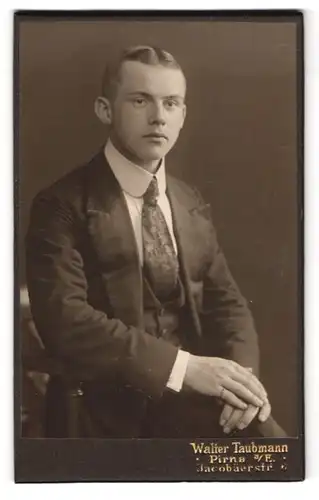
[143,176,159,207]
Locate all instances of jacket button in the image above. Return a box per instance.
[159,328,168,336]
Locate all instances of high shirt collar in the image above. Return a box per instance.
[104,139,167,198]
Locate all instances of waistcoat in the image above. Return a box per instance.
[142,272,186,348]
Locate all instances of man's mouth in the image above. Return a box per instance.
[144,133,168,140]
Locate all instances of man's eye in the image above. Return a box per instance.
[164,99,178,109]
[133,98,147,107]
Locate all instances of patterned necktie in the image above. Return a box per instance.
[142,176,179,299]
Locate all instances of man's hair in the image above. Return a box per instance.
[101,45,185,99]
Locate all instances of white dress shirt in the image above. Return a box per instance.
[105,139,189,392]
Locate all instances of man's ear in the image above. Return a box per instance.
[180,104,187,129]
[94,96,113,125]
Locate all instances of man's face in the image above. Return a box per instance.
[109,61,186,167]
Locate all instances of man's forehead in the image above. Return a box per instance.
[118,60,186,96]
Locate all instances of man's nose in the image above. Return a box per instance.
[148,102,166,125]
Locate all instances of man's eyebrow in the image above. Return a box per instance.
[126,91,151,98]
[126,91,184,100]
[165,94,185,101]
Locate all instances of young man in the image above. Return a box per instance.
[26,45,286,437]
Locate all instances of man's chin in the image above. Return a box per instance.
[139,145,170,161]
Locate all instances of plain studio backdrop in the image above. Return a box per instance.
[17,17,300,436]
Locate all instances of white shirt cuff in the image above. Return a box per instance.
[166,350,190,392]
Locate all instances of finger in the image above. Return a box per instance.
[249,374,268,400]
[232,365,268,401]
[229,371,268,403]
[234,371,268,400]
[258,401,272,422]
[219,404,233,426]
[216,397,224,407]
[229,360,258,377]
[223,408,244,434]
[222,378,264,407]
[243,367,269,400]
[237,405,259,430]
[219,387,248,410]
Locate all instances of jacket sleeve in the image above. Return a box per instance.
[25,192,178,398]
[196,197,260,375]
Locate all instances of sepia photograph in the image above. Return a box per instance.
[15,11,303,481]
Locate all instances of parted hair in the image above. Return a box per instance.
[101,45,185,98]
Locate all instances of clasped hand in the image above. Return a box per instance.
[183,355,271,432]
[218,367,271,434]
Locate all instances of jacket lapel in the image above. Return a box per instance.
[85,151,143,328]
[167,176,212,279]
[167,177,204,339]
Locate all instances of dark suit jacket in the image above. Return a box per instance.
[25,149,259,435]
